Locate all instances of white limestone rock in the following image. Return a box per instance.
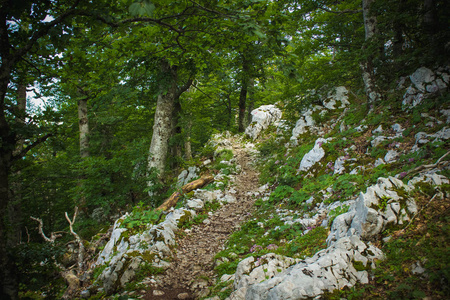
[290,109,316,146]
[384,150,399,163]
[186,199,204,211]
[323,86,350,109]
[245,105,282,140]
[95,208,196,294]
[372,125,383,134]
[229,236,383,300]
[297,138,332,173]
[371,136,386,147]
[180,166,199,187]
[402,67,449,108]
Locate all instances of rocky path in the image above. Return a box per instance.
[143,142,260,300]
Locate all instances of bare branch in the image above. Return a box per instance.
[30,216,63,243]
[65,207,84,274]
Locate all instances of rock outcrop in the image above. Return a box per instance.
[245,105,282,140]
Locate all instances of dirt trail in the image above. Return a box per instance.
[143,142,260,300]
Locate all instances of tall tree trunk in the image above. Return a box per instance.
[77,97,90,158]
[246,78,255,126]
[0,78,19,300]
[9,83,27,248]
[171,99,182,167]
[238,83,247,132]
[147,60,178,180]
[184,113,192,161]
[360,0,381,103]
[238,55,251,132]
[423,0,439,35]
[392,0,405,58]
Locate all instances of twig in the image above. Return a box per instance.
[406,151,450,176]
[65,207,85,274]
[402,193,438,231]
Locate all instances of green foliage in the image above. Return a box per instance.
[15,243,66,298]
[121,206,164,230]
[269,185,295,203]
[328,205,350,226]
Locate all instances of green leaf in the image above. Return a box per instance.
[253,30,266,39]
[129,1,155,17]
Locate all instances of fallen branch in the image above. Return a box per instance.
[156,175,214,211]
[65,206,85,274]
[406,151,450,176]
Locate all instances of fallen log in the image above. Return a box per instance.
[156,175,214,211]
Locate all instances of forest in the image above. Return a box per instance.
[0,0,449,299]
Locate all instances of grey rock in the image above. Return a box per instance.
[410,67,435,92]
[371,136,386,147]
[290,109,316,145]
[374,158,385,167]
[384,150,399,163]
[324,86,350,109]
[392,123,403,133]
[186,199,204,211]
[372,125,383,134]
[333,156,347,175]
[230,236,383,300]
[80,290,91,299]
[355,125,368,132]
[297,138,332,173]
[245,105,282,140]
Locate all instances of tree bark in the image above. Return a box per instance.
[0,63,18,300]
[360,0,381,103]
[423,0,439,35]
[238,56,251,132]
[147,60,192,186]
[147,60,178,180]
[246,78,255,126]
[171,99,182,166]
[184,114,193,161]
[156,175,214,211]
[78,97,90,158]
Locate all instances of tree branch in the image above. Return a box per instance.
[30,216,64,243]
[317,3,362,15]
[65,207,84,274]
[12,133,53,162]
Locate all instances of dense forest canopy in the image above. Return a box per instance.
[0,0,449,298]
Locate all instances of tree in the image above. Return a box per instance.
[360,0,381,103]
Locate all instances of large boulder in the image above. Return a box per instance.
[245,105,282,140]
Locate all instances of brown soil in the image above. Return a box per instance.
[142,141,260,300]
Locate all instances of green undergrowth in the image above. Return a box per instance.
[208,93,449,299]
[212,205,328,281]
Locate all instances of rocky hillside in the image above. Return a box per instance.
[84,66,449,300]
